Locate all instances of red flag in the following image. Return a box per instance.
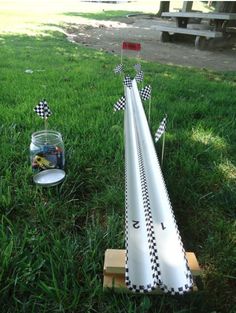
[122,41,141,51]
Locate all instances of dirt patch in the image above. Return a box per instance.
[65,15,236,72]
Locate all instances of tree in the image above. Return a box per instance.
[156,1,170,17]
[215,1,236,13]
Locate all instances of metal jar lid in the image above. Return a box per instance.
[33,169,65,187]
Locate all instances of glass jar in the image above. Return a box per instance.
[30,130,65,173]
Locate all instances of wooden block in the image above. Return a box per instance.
[103,273,164,293]
[103,249,201,292]
[104,249,125,274]
[186,252,201,276]
[103,274,126,290]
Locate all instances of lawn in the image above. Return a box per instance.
[0,2,235,313]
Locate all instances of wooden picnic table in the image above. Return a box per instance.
[157,11,236,49]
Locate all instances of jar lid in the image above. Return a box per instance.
[33,169,65,187]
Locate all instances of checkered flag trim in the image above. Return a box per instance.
[125,168,159,292]
[155,116,167,142]
[125,141,194,294]
[34,100,52,119]
[160,284,193,295]
[114,96,126,111]
[135,71,144,83]
[140,85,151,101]
[134,63,141,72]
[124,82,193,295]
[136,139,162,286]
[125,125,162,293]
[124,76,132,89]
[114,63,123,74]
[151,133,193,294]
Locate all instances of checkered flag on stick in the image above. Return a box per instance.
[155,116,167,142]
[135,70,144,83]
[134,63,141,72]
[140,85,151,101]
[123,76,132,89]
[114,63,123,74]
[34,100,52,119]
[114,96,126,111]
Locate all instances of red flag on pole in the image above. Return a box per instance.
[122,41,141,51]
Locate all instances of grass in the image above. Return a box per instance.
[0,3,236,313]
[64,10,143,20]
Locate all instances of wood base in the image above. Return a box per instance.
[103,249,202,293]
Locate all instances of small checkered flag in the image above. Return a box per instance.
[114,96,126,111]
[34,100,52,119]
[135,70,144,83]
[155,116,167,142]
[140,85,151,101]
[114,63,123,74]
[124,76,132,89]
[134,63,141,72]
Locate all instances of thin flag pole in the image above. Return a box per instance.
[148,97,152,125]
[136,50,141,85]
[137,49,141,65]
[44,117,48,143]
[44,114,48,131]
[141,70,144,90]
[161,131,165,167]
[44,101,49,142]
[161,116,167,167]
[120,42,125,80]
[120,41,123,66]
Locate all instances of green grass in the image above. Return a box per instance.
[63,10,142,20]
[0,7,236,313]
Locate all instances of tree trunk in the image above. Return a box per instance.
[156,1,170,17]
[182,1,193,12]
[215,1,236,13]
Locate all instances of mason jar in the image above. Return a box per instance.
[30,130,65,173]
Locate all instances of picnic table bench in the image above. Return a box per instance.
[156,12,236,49]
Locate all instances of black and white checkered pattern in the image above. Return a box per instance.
[135,71,144,83]
[136,139,162,286]
[125,122,162,293]
[134,63,141,72]
[160,283,193,295]
[34,100,52,119]
[151,133,193,294]
[155,116,167,142]
[123,76,132,89]
[123,84,193,295]
[140,85,151,101]
[114,63,123,74]
[114,96,126,111]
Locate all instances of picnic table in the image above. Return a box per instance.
[156,12,236,49]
